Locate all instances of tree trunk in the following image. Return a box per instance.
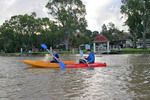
[142,31,146,49]
[142,19,147,50]
[133,38,136,49]
[133,32,137,48]
[26,34,31,51]
[4,42,7,53]
[65,31,71,51]
[65,39,68,51]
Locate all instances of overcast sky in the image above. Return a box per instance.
[0,0,128,32]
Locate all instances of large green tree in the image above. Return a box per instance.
[46,0,87,50]
[125,12,143,48]
[0,12,60,52]
[0,22,14,52]
[121,0,150,49]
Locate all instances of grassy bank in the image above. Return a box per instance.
[119,48,150,54]
[0,52,45,56]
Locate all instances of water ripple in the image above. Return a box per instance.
[0,54,150,100]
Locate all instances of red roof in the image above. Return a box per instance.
[60,40,72,45]
[94,35,109,42]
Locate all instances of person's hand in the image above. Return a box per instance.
[87,61,89,63]
[45,60,49,63]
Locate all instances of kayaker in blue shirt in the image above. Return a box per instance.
[79,49,95,63]
[85,49,95,63]
[50,50,60,63]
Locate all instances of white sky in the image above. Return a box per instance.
[0,0,128,32]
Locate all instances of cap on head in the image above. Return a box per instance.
[87,49,91,52]
[53,49,57,52]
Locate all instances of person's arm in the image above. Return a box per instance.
[55,53,60,61]
[85,56,90,60]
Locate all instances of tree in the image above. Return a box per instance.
[84,29,92,37]
[101,22,123,41]
[0,23,14,52]
[3,12,40,51]
[71,34,78,47]
[107,22,115,29]
[46,0,87,50]
[102,24,107,32]
[92,31,99,37]
[125,12,143,48]
[121,0,150,49]
[0,12,60,52]
[38,17,60,48]
[78,35,89,45]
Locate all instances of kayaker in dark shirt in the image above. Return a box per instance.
[79,49,95,64]
[50,50,60,63]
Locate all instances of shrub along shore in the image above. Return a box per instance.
[118,49,150,54]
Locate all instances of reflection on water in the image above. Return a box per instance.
[0,54,150,100]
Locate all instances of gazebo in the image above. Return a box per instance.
[93,35,110,53]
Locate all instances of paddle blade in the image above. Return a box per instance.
[79,50,83,56]
[41,44,47,49]
[59,62,66,68]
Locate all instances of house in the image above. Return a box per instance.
[79,44,90,50]
[136,39,150,48]
[60,40,72,45]
[114,39,132,48]
[93,35,110,53]
[59,40,72,50]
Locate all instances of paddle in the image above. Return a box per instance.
[41,44,66,68]
[79,50,83,56]
[79,50,91,68]
[86,60,91,68]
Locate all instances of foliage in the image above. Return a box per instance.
[78,35,89,45]
[101,23,124,41]
[121,0,150,49]
[46,0,87,50]
[0,13,60,53]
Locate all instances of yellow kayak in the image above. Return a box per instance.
[22,60,75,68]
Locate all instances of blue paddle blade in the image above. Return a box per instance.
[41,44,47,49]
[79,50,83,56]
[59,62,66,68]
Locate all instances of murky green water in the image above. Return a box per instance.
[0,54,150,100]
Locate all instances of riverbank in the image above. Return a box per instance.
[0,52,45,56]
[118,48,150,54]
[1,49,150,56]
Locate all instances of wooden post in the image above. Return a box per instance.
[107,41,109,54]
[21,48,23,57]
[93,42,96,53]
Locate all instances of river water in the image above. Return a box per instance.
[0,54,150,100]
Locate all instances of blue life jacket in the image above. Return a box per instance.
[85,52,95,63]
[53,53,59,63]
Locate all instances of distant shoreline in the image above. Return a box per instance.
[1,49,150,56]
